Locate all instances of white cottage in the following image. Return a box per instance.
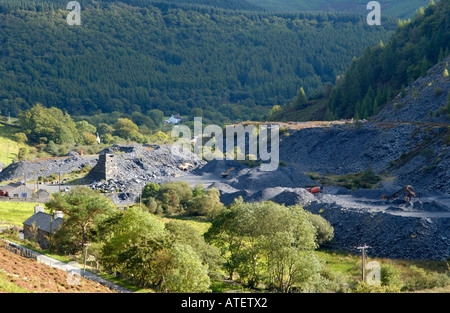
[165,114,182,124]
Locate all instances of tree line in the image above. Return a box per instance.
[327,0,449,120]
[0,0,395,125]
[40,185,333,292]
[268,0,449,122]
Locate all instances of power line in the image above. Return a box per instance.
[355,244,371,283]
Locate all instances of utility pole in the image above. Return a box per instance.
[356,244,371,283]
[49,208,53,251]
[6,142,10,165]
[82,243,91,278]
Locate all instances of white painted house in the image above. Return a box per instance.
[165,114,182,124]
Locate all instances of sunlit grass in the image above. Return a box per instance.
[0,201,37,227]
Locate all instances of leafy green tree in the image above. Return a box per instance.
[205,199,327,290]
[131,112,155,129]
[163,243,211,293]
[14,132,28,144]
[46,187,115,253]
[113,118,139,138]
[293,87,308,109]
[188,187,223,218]
[82,132,98,145]
[157,181,193,214]
[113,118,147,143]
[147,109,165,127]
[100,207,211,291]
[44,140,58,156]
[100,207,168,283]
[142,182,161,199]
[304,211,334,245]
[18,104,79,144]
[17,147,28,160]
[165,221,222,279]
[76,120,96,136]
[97,123,114,136]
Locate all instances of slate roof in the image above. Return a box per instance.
[23,212,63,234]
[1,183,23,192]
[35,189,51,195]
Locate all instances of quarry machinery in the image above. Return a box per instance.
[381,185,418,202]
[221,167,235,178]
[306,186,322,194]
[178,163,194,171]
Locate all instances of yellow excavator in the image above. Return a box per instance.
[178,163,194,171]
[221,167,235,178]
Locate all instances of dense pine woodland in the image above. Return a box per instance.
[0,0,395,125]
[327,0,449,119]
[245,0,430,18]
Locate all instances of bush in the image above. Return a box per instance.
[18,147,28,160]
[157,181,193,214]
[145,197,158,214]
[402,265,450,291]
[58,146,67,156]
[44,140,58,156]
[142,182,161,200]
[420,148,434,159]
[14,132,28,144]
[163,244,211,293]
[305,211,334,245]
[360,166,381,185]
[380,264,401,287]
[188,188,223,219]
[352,282,401,293]
[2,226,21,240]
[433,87,444,96]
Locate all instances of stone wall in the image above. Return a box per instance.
[86,154,117,182]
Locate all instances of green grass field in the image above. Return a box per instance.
[0,202,36,227]
[0,123,20,166]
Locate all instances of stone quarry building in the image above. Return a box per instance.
[23,205,63,249]
[0,183,33,199]
[85,153,118,181]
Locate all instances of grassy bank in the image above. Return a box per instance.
[0,201,36,227]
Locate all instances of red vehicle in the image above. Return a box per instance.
[306,186,322,194]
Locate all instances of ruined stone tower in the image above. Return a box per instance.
[86,153,118,181]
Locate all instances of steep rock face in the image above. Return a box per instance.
[278,57,450,194]
[375,56,450,123]
[0,155,98,183]
[305,199,450,260]
[268,58,449,260]
[279,123,419,175]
